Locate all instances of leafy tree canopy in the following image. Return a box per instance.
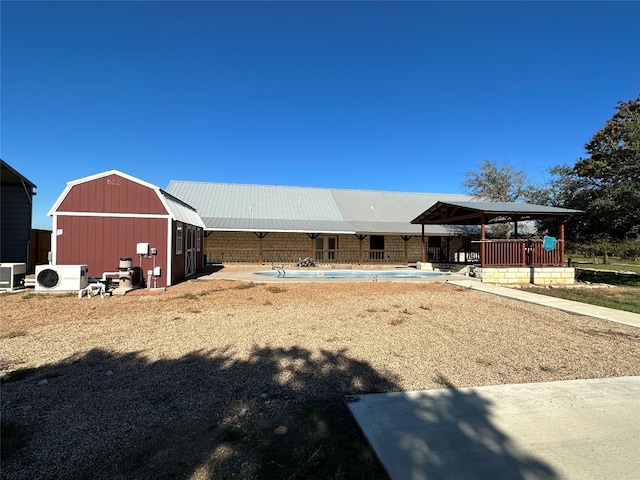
[538,94,640,242]
[462,159,530,202]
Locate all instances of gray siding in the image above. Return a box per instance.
[1,184,32,263]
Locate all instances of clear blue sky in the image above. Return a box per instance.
[2,1,639,230]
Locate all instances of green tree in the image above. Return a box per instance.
[462,159,532,237]
[462,159,530,202]
[538,94,640,243]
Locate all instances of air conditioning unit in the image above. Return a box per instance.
[35,265,89,292]
[0,263,27,291]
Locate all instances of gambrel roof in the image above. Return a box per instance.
[165,181,478,236]
[48,170,206,228]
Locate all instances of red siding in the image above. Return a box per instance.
[56,216,170,287]
[57,174,166,215]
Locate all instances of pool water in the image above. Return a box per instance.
[254,269,450,279]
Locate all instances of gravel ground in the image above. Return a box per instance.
[1,275,639,479]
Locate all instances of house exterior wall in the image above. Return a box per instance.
[54,215,170,286]
[0,184,33,264]
[203,231,463,265]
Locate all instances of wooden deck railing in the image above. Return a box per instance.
[480,239,563,267]
[204,239,564,267]
[204,248,408,265]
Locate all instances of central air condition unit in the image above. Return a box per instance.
[0,263,27,291]
[35,265,89,292]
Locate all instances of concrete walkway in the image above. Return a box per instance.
[348,376,640,480]
[447,279,640,328]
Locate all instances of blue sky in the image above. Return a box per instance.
[2,1,639,230]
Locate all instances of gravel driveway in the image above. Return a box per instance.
[2,277,639,479]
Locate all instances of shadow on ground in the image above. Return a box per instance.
[3,351,556,479]
[349,373,557,480]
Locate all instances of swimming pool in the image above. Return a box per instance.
[254,269,451,279]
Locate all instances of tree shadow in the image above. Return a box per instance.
[348,373,558,480]
[1,346,396,479]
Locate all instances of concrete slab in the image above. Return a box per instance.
[347,376,640,480]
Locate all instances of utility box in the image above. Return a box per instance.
[0,263,27,291]
[136,243,149,255]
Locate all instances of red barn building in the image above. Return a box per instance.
[48,170,205,288]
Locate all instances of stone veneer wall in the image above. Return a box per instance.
[474,267,575,285]
[203,231,463,264]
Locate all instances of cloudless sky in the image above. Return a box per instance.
[2,1,639,229]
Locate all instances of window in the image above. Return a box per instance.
[196,229,202,252]
[176,223,183,254]
[369,235,384,260]
[428,236,442,248]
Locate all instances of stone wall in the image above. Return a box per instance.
[474,267,575,285]
[203,231,463,264]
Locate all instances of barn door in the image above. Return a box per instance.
[185,225,196,277]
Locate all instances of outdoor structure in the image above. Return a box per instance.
[48,170,206,288]
[166,181,481,266]
[1,159,37,267]
[412,201,583,284]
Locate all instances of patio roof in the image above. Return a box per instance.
[411,201,583,225]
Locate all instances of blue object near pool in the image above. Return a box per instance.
[255,269,451,279]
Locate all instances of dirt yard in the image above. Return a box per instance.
[2,277,639,479]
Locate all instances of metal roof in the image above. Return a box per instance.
[166,181,477,235]
[1,159,36,189]
[412,201,584,225]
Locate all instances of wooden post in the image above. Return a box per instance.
[307,233,320,261]
[421,224,426,262]
[254,232,268,264]
[401,235,411,265]
[480,214,486,267]
[559,220,565,266]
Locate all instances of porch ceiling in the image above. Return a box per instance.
[411,201,583,225]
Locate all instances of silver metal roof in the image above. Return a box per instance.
[166,181,476,235]
[441,201,583,215]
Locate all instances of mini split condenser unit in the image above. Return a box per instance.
[0,263,27,291]
[35,265,89,292]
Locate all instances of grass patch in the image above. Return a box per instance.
[233,282,258,290]
[173,292,199,300]
[576,270,640,288]
[21,292,38,300]
[265,286,287,294]
[0,331,27,339]
[1,419,26,459]
[527,286,640,314]
[388,317,404,326]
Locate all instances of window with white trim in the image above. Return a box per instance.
[176,223,183,255]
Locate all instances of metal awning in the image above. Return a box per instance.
[411,201,583,225]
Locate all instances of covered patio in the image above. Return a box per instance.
[411,201,583,284]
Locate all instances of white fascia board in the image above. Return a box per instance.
[53,211,172,219]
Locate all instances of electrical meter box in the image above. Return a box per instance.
[136,243,149,255]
